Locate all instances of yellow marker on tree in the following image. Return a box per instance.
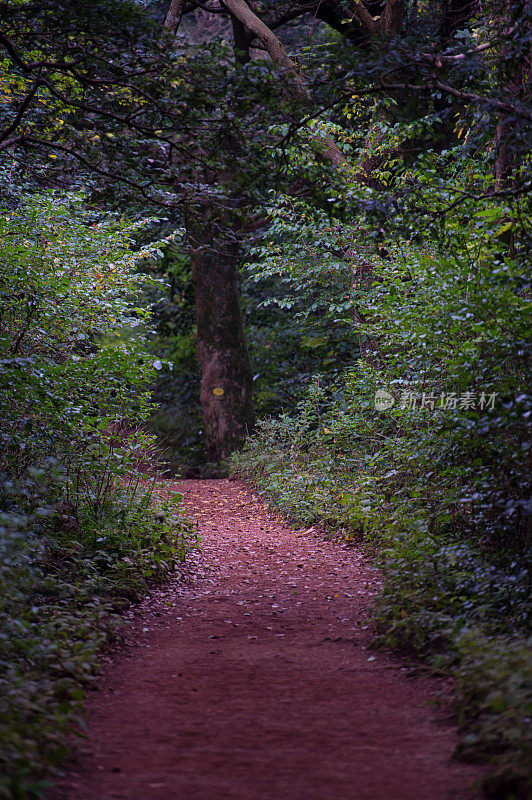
[213,387,224,396]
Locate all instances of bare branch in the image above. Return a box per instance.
[266,4,317,31]
[0,134,24,152]
[377,77,532,121]
[431,79,532,121]
[0,79,42,145]
[422,25,520,66]
[221,0,311,102]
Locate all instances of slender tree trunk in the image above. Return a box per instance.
[231,16,251,64]
[187,207,255,461]
[494,2,530,188]
[495,117,516,187]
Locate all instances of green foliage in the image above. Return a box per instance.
[0,486,194,800]
[373,538,531,799]
[234,116,531,795]
[0,193,159,478]
[146,240,358,473]
[0,193,197,798]
[3,1,531,794]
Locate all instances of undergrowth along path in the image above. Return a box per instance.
[57,479,484,800]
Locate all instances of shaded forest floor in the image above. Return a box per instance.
[55,479,485,800]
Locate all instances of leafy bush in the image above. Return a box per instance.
[233,134,531,796]
[0,193,197,798]
[373,535,531,799]
[235,373,531,799]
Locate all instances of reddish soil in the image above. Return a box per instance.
[55,479,485,800]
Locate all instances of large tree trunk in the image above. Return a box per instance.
[187,207,255,462]
[163,2,254,462]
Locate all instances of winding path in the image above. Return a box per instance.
[57,480,483,800]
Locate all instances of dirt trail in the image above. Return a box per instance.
[56,479,484,800]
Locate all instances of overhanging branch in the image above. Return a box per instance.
[221,0,311,103]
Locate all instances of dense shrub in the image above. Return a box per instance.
[0,194,196,798]
[233,136,531,796]
[235,374,531,799]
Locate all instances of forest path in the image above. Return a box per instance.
[57,479,483,800]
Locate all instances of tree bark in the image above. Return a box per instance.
[164,0,186,33]
[187,207,255,462]
[347,0,404,37]
[383,0,404,36]
[163,0,255,461]
[495,117,516,188]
